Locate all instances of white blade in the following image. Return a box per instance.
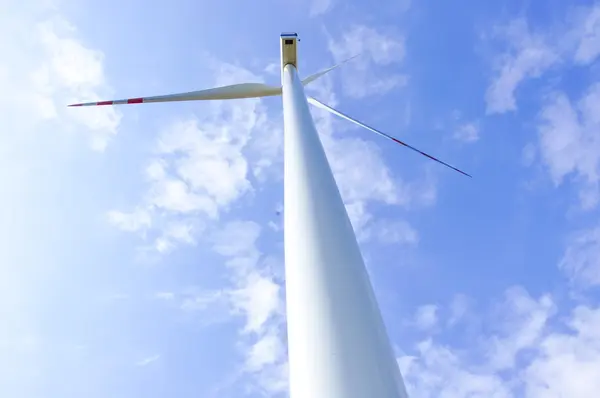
[307,96,472,177]
[68,82,282,107]
[301,55,360,86]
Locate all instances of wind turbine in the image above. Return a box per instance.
[70,32,469,398]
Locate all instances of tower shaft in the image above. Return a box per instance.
[282,63,408,398]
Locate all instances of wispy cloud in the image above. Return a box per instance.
[210,221,288,395]
[570,5,600,65]
[454,121,480,143]
[414,304,438,331]
[399,286,600,398]
[523,304,600,397]
[485,3,600,115]
[485,4,600,214]
[485,18,559,114]
[212,221,283,335]
[155,292,175,301]
[560,225,600,289]
[107,207,152,233]
[0,8,121,151]
[328,25,408,99]
[360,219,419,245]
[486,286,555,371]
[135,354,160,367]
[536,83,600,210]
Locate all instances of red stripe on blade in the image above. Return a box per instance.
[97,101,113,106]
[127,98,143,104]
[391,137,407,147]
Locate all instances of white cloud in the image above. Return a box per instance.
[180,290,226,312]
[454,121,480,143]
[571,5,600,65]
[325,137,401,206]
[107,208,152,232]
[400,339,512,398]
[414,304,438,331]
[242,327,290,396]
[486,287,555,371]
[155,292,175,300]
[230,270,283,334]
[485,18,559,114]
[211,221,283,334]
[211,221,262,258]
[400,287,600,398]
[328,25,408,99]
[152,117,252,215]
[245,329,285,373]
[210,221,288,394]
[522,305,600,398]
[135,354,160,367]
[154,221,197,253]
[152,288,233,327]
[485,3,600,115]
[536,83,600,209]
[0,14,121,150]
[361,219,419,245]
[559,225,600,288]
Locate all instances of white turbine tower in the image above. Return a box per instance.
[70,32,469,398]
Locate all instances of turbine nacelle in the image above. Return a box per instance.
[280,32,299,83]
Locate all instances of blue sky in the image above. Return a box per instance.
[3,0,600,396]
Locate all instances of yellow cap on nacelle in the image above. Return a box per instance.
[280,32,298,82]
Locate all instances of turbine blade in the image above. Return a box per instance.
[68,83,282,107]
[301,54,360,86]
[307,96,472,178]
